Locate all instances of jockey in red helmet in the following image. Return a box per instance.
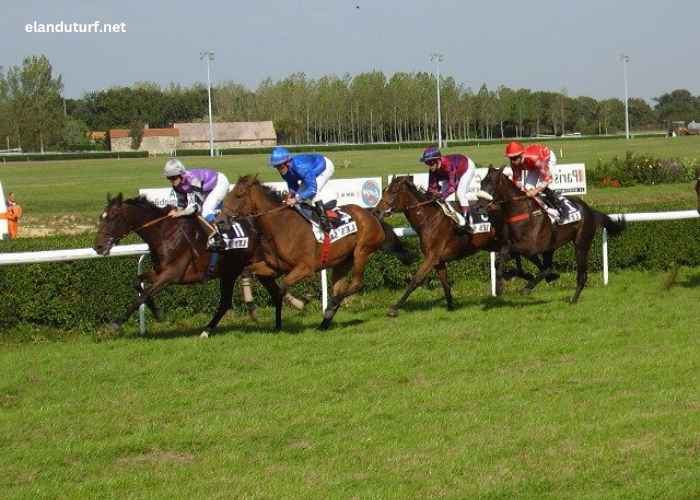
[420,147,477,226]
[505,142,569,219]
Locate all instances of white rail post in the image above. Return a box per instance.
[490,252,497,296]
[321,268,328,312]
[138,255,147,334]
[602,227,609,285]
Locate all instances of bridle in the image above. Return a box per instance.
[98,204,170,247]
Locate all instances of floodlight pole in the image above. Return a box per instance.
[620,54,630,139]
[431,53,443,148]
[200,51,215,156]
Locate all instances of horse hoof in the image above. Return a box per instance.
[154,310,165,322]
[248,308,260,321]
[301,294,315,305]
[387,308,399,318]
[199,331,210,339]
[502,270,517,281]
[520,288,532,297]
[316,322,330,332]
[107,322,121,332]
[545,273,560,283]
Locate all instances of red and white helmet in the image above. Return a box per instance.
[505,141,524,158]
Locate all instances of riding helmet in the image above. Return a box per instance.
[420,147,442,163]
[505,141,525,158]
[163,159,186,177]
[268,147,292,167]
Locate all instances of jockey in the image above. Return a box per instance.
[268,147,336,231]
[163,159,229,250]
[505,141,569,219]
[420,147,477,226]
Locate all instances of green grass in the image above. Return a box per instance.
[0,135,698,229]
[1,269,699,499]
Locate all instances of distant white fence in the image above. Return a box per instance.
[0,210,697,333]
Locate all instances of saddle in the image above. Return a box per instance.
[297,201,345,230]
[435,199,491,234]
[536,193,581,225]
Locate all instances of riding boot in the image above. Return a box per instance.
[199,215,226,251]
[544,189,569,220]
[458,207,472,234]
[314,201,332,233]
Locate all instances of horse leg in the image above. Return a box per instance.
[133,270,164,322]
[258,276,284,331]
[570,231,594,304]
[521,250,554,296]
[108,273,176,332]
[317,258,353,331]
[435,262,454,311]
[387,256,440,317]
[200,277,235,338]
[495,246,512,296]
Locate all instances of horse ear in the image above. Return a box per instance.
[116,193,123,202]
[106,192,111,202]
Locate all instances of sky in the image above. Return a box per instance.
[2,0,698,104]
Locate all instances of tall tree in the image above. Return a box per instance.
[6,55,65,151]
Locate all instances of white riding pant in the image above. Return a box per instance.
[455,158,477,209]
[299,157,335,203]
[522,152,557,191]
[201,172,230,220]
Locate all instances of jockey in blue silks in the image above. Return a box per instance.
[268,147,336,231]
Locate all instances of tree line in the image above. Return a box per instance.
[2,54,700,152]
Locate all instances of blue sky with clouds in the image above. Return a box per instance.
[2,0,698,103]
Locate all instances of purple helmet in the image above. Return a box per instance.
[420,147,442,163]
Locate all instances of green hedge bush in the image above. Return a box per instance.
[0,203,698,333]
[0,151,148,162]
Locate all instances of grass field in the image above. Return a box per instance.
[1,270,699,499]
[0,135,698,234]
[1,136,698,499]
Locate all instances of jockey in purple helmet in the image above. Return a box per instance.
[420,147,477,226]
[163,158,229,250]
[268,147,336,230]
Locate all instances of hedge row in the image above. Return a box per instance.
[0,204,698,332]
[0,151,148,162]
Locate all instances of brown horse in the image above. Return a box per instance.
[215,175,414,330]
[372,175,545,316]
[92,193,305,336]
[476,167,625,303]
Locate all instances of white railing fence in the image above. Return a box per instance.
[0,210,698,333]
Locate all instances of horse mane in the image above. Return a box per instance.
[237,174,286,204]
[395,176,433,201]
[123,195,171,216]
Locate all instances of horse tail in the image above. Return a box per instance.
[378,219,415,265]
[594,211,625,237]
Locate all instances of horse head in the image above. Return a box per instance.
[93,193,129,256]
[475,166,516,214]
[373,175,420,218]
[216,174,267,229]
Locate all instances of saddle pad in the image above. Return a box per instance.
[221,222,249,249]
[311,208,358,243]
[468,212,491,234]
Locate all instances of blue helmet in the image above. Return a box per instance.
[268,147,291,167]
[420,147,442,163]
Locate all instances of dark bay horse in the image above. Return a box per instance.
[92,193,303,336]
[215,175,414,330]
[476,167,625,303]
[372,175,541,316]
[695,172,700,214]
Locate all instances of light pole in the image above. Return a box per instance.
[620,54,630,139]
[431,53,443,148]
[200,51,215,156]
